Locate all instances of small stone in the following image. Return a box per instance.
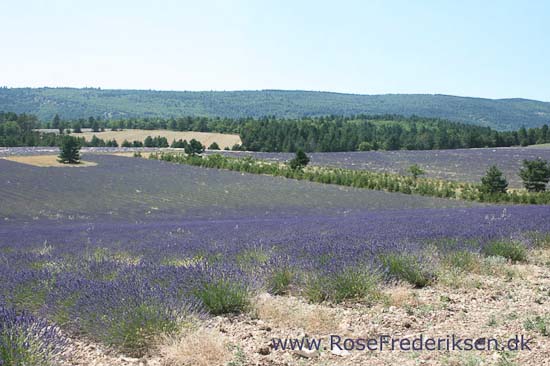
[294,349,319,359]
[331,348,351,357]
[258,346,271,355]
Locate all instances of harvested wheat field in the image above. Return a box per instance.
[73,129,242,149]
[2,155,97,167]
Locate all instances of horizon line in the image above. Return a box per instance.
[1,86,548,103]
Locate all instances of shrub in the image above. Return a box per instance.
[329,269,380,303]
[98,302,180,356]
[194,280,250,315]
[482,241,527,263]
[357,141,373,151]
[267,268,293,295]
[302,276,327,303]
[0,307,65,366]
[408,164,425,179]
[303,268,380,303]
[526,231,550,248]
[235,248,270,271]
[380,253,434,287]
[442,250,480,272]
[524,315,550,337]
[61,279,188,357]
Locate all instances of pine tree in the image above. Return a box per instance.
[289,149,310,170]
[208,142,220,150]
[58,136,81,164]
[480,165,508,194]
[519,159,550,192]
[52,114,62,134]
[144,136,154,147]
[185,139,205,156]
[73,122,82,133]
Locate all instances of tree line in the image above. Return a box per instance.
[148,152,550,205]
[2,111,550,152]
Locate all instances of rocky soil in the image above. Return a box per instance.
[60,248,550,366]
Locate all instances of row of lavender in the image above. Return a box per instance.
[3,146,550,188]
[1,205,550,359]
[215,147,550,188]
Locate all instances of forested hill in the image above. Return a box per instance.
[1,87,550,130]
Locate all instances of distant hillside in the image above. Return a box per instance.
[1,87,549,130]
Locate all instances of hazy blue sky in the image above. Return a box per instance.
[1,0,549,100]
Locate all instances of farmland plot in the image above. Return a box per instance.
[71,129,241,149]
[1,154,550,365]
[0,154,475,220]
[217,147,550,188]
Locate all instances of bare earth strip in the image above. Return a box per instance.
[71,130,242,149]
[2,155,97,167]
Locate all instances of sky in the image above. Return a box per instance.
[1,0,549,101]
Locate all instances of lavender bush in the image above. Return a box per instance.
[0,307,65,366]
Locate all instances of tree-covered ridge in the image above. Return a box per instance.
[2,112,550,151]
[1,87,550,130]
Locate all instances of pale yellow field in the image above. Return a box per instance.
[528,143,550,149]
[105,152,153,159]
[3,155,97,167]
[72,130,242,149]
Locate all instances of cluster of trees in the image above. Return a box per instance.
[3,111,550,153]
[89,135,118,147]
[234,116,550,152]
[481,159,550,193]
[0,111,52,146]
[55,135,209,165]
[144,136,169,148]
[36,114,550,152]
[150,152,550,205]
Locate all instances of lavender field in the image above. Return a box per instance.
[219,147,550,188]
[4,146,550,188]
[1,154,550,364]
[0,155,473,221]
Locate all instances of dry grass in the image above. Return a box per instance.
[252,293,340,335]
[382,285,419,307]
[105,152,153,159]
[72,130,242,149]
[158,328,232,366]
[2,155,97,167]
